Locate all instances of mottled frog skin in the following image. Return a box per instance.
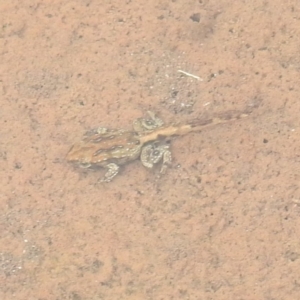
[66,110,249,182]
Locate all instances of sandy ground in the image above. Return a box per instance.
[1,0,300,299]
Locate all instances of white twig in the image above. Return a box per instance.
[177,70,203,81]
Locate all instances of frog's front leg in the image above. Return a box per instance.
[140,143,172,173]
[100,163,120,182]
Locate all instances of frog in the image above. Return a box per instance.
[66,110,250,182]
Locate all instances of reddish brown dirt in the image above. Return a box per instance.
[1,1,300,299]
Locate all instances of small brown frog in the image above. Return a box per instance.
[66,110,250,182]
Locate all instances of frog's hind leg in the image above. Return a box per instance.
[146,111,164,128]
[140,143,172,173]
[133,111,164,132]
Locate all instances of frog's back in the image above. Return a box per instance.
[66,129,142,166]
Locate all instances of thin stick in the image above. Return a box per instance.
[177,70,203,81]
